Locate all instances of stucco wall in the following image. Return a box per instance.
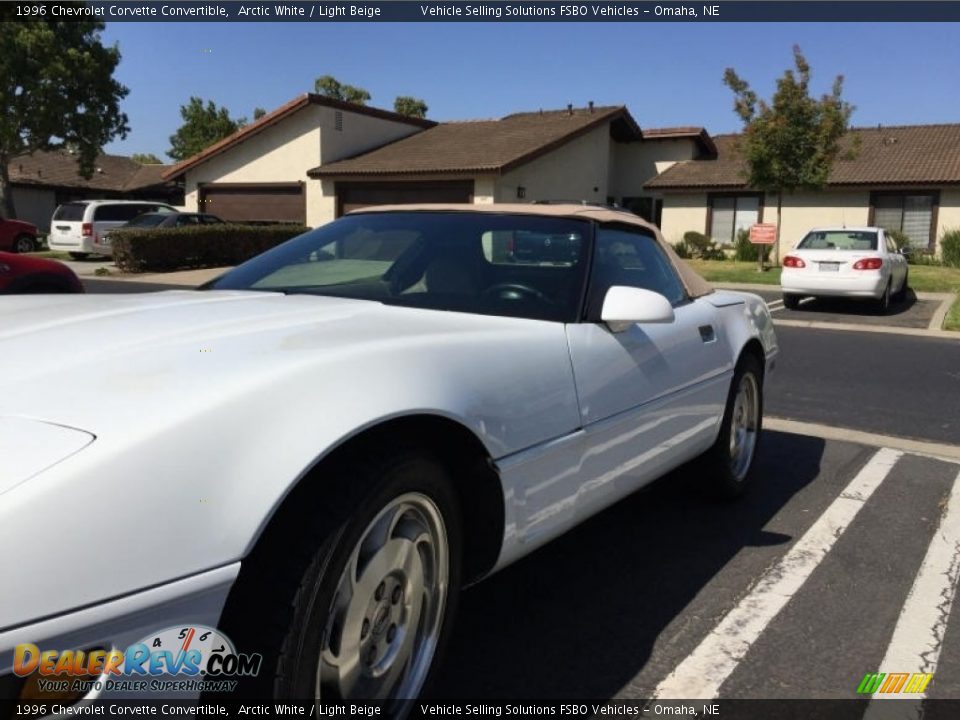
[182,105,325,212]
[473,177,496,204]
[494,124,611,204]
[660,193,709,245]
[770,190,871,256]
[937,189,960,253]
[11,186,56,232]
[182,104,425,227]
[611,139,698,199]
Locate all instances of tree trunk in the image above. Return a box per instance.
[775,191,783,266]
[0,155,15,219]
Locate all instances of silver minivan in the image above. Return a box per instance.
[49,200,177,258]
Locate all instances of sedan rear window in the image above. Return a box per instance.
[798,230,878,251]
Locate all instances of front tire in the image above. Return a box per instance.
[271,453,461,711]
[702,354,764,499]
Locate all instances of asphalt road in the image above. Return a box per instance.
[431,432,960,702]
[767,325,960,445]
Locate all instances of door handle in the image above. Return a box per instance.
[698,325,716,343]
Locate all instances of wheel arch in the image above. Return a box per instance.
[243,413,505,587]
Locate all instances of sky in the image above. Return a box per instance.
[101,21,960,160]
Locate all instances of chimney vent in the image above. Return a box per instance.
[567,104,573,116]
[588,101,594,113]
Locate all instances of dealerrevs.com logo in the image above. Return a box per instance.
[13,625,262,694]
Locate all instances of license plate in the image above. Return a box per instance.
[819,263,840,272]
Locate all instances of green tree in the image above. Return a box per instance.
[0,16,130,218]
[253,107,267,120]
[168,97,246,161]
[723,45,857,265]
[394,96,428,119]
[131,153,163,164]
[314,75,371,105]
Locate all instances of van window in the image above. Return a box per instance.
[52,203,88,221]
[93,205,143,222]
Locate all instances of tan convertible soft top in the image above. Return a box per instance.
[351,203,714,299]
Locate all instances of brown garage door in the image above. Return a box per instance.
[199,183,305,224]
[337,181,474,216]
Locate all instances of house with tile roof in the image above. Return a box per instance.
[162,94,715,229]
[7,150,182,232]
[647,125,960,257]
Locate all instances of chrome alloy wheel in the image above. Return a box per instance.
[728,372,760,481]
[317,492,449,701]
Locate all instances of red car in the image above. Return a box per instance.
[0,217,39,253]
[0,252,84,294]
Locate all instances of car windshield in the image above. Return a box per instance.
[797,230,878,251]
[207,212,592,322]
[126,214,169,228]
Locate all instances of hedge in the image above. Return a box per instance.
[110,223,310,273]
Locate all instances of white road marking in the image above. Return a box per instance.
[653,447,903,699]
[863,468,960,715]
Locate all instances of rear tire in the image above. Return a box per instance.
[895,270,909,302]
[68,252,89,260]
[782,294,800,310]
[701,354,764,500]
[876,281,891,314]
[12,235,35,253]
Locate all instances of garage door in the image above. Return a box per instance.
[337,181,474,216]
[199,183,305,224]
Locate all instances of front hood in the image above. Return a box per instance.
[0,290,537,433]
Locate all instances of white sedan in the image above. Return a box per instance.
[0,205,777,710]
[780,226,910,312]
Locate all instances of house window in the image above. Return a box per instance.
[621,196,664,227]
[870,192,938,250]
[708,194,763,245]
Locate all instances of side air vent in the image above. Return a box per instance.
[335,111,343,131]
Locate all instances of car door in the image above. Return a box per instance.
[562,225,733,518]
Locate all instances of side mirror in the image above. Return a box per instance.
[899,246,913,256]
[601,286,675,332]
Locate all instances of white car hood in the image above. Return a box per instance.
[0,290,556,436]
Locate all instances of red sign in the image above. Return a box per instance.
[749,223,777,244]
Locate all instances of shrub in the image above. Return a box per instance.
[110,223,309,273]
[682,230,725,260]
[733,228,770,262]
[672,240,692,259]
[941,228,960,268]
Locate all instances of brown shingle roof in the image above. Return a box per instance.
[642,126,717,157]
[9,151,174,192]
[646,124,960,189]
[309,106,642,177]
[162,94,437,181]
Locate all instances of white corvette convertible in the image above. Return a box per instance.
[0,205,777,708]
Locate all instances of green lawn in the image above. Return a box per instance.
[688,260,960,331]
[29,250,72,261]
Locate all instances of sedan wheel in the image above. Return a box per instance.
[876,282,891,314]
[270,453,461,713]
[12,235,34,253]
[700,354,764,499]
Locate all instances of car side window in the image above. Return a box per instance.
[588,226,687,316]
